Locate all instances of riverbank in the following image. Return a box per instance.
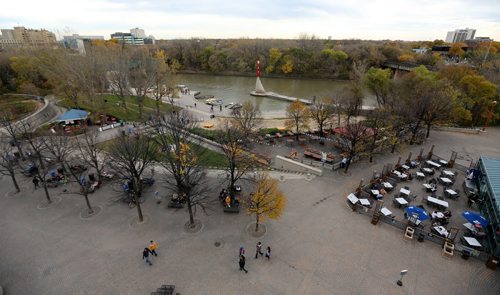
[178,70,351,81]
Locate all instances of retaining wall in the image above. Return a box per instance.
[273,155,323,176]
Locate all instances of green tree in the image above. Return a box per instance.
[365,67,392,107]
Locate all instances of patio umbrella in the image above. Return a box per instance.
[405,206,430,221]
[462,211,489,228]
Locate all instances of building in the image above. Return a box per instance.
[412,48,429,54]
[130,27,146,38]
[0,26,57,49]
[110,32,144,46]
[62,34,105,54]
[445,28,476,43]
[477,157,500,259]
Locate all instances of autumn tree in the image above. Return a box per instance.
[449,42,467,58]
[364,108,390,163]
[152,49,175,118]
[231,100,262,141]
[365,67,392,107]
[246,173,286,232]
[0,111,26,160]
[285,100,310,140]
[457,74,497,126]
[153,109,209,228]
[309,97,333,136]
[74,128,108,183]
[337,122,370,172]
[343,82,364,123]
[108,131,158,222]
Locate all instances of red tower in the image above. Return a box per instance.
[256,60,261,78]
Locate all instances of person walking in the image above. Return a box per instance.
[142,248,152,266]
[239,254,248,273]
[239,245,245,256]
[194,102,197,108]
[219,105,222,112]
[255,242,263,259]
[265,246,271,260]
[149,240,159,256]
[32,176,39,189]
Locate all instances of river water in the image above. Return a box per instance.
[176,73,376,114]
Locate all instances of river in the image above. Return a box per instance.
[176,73,377,114]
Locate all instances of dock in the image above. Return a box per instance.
[250,91,312,105]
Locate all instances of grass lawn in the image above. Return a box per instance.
[0,95,38,121]
[59,94,177,122]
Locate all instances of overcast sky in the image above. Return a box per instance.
[1,0,499,41]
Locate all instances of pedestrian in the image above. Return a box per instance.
[239,245,245,256]
[210,105,214,112]
[255,242,263,259]
[194,102,197,108]
[265,246,271,260]
[220,105,222,112]
[239,254,248,273]
[149,240,158,256]
[32,176,39,189]
[142,247,152,266]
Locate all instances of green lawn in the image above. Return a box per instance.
[59,94,177,122]
[0,94,38,121]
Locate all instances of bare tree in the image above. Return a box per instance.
[0,111,26,160]
[343,82,364,124]
[364,108,389,163]
[129,47,157,120]
[153,109,209,227]
[152,49,175,118]
[0,141,21,192]
[231,100,262,142]
[108,131,158,222]
[219,122,256,195]
[75,128,108,183]
[107,46,131,111]
[309,97,334,136]
[337,122,370,172]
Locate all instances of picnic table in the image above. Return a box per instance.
[382,182,393,190]
[422,167,434,175]
[347,193,359,204]
[426,160,441,168]
[359,198,371,207]
[442,170,454,177]
[401,164,410,170]
[392,170,408,180]
[444,189,459,199]
[426,196,449,209]
[463,236,482,249]
[380,207,393,216]
[439,159,448,166]
[416,172,425,180]
[393,197,408,208]
[399,188,410,196]
[439,177,453,186]
[287,131,294,136]
[432,226,450,238]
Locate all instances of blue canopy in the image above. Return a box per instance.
[462,211,489,228]
[405,206,430,221]
[56,109,89,122]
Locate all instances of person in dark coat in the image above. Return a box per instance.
[32,176,39,189]
[239,254,248,273]
[265,246,271,260]
[142,248,152,266]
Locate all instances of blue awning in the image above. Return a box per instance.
[56,109,89,122]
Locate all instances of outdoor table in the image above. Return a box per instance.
[440,177,453,185]
[382,182,393,189]
[380,207,393,216]
[442,170,454,177]
[445,189,458,198]
[399,188,410,196]
[463,222,475,232]
[426,160,441,168]
[275,132,282,138]
[401,164,410,170]
[439,159,448,166]
[426,196,449,209]
[433,226,449,238]
[287,131,294,136]
[393,170,408,180]
[416,172,425,180]
[463,237,482,248]
[422,167,434,175]
[371,190,380,196]
[431,211,445,219]
[394,197,408,208]
[347,193,359,204]
[422,183,433,189]
[359,198,371,207]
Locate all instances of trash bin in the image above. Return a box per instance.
[486,256,499,270]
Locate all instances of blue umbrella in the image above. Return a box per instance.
[462,211,489,228]
[405,206,430,221]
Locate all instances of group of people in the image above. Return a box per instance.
[238,242,271,273]
[219,189,239,208]
[431,210,452,226]
[142,240,159,266]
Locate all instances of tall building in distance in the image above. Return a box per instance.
[0,26,57,49]
[130,27,146,38]
[62,34,105,55]
[445,28,476,43]
[111,32,145,45]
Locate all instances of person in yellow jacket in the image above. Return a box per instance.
[148,240,158,256]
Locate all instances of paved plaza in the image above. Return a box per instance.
[1,129,500,294]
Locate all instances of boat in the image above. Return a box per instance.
[205,98,224,106]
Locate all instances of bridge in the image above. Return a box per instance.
[382,61,434,72]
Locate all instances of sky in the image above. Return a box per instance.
[0,0,499,41]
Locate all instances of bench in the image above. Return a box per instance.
[223,205,240,213]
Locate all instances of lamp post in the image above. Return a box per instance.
[397,269,408,286]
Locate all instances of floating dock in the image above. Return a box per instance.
[250,91,312,105]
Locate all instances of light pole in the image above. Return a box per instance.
[397,269,408,286]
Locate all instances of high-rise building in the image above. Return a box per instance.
[0,26,57,49]
[445,28,476,43]
[130,27,146,38]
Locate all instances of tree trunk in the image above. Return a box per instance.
[42,183,51,203]
[255,214,260,232]
[319,122,323,138]
[155,97,161,118]
[83,192,94,214]
[426,123,431,138]
[136,199,144,222]
[15,141,25,161]
[10,170,20,193]
[295,125,299,141]
[187,196,195,226]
